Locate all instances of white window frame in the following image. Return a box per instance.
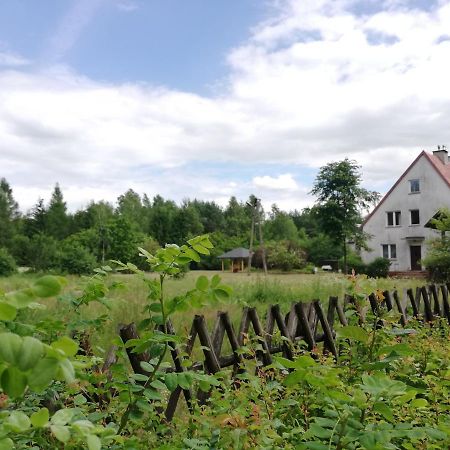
[386,211,401,227]
[382,244,397,259]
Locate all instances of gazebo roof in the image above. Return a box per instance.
[217,247,250,259]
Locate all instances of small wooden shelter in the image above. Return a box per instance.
[217,248,251,272]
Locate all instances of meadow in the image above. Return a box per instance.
[0,269,426,352]
[2,252,450,449]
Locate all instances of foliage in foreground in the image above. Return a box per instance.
[0,238,450,449]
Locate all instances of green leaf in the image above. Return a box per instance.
[337,326,369,344]
[184,248,200,263]
[51,425,71,443]
[165,372,178,392]
[0,438,14,450]
[196,275,209,291]
[5,288,35,308]
[373,402,394,422]
[148,302,162,313]
[200,236,214,249]
[143,388,163,401]
[51,336,79,357]
[5,411,31,432]
[410,398,428,408]
[150,379,167,390]
[192,244,209,255]
[28,357,59,391]
[31,408,50,428]
[0,302,17,321]
[87,435,101,450]
[51,408,75,426]
[177,372,193,390]
[1,366,27,398]
[213,286,232,300]
[58,358,76,383]
[33,275,64,298]
[0,332,22,365]
[139,361,154,373]
[210,274,221,288]
[17,336,44,371]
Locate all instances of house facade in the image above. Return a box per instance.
[361,147,450,272]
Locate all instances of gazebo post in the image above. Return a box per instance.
[221,260,224,272]
[230,259,233,272]
[241,259,244,272]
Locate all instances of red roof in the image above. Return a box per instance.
[364,150,450,225]
[425,152,450,187]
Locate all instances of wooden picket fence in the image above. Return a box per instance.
[115,283,450,421]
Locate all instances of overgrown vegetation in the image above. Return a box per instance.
[1,238,449,448]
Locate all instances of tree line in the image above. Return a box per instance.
[0,159,384,275]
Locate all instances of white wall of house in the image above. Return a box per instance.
[361,153,449,271]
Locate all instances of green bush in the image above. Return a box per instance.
[341,252,366,274]
[424,238,450,282]
[366,257,391,278]
[0,247,17,276]
[59,241,97,275]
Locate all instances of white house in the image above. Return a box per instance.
[361,147,450,272]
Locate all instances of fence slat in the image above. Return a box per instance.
[442,285,450,323]
[313,300,337,358]
[406,288,420,318]
[421,286,434,322]
[295,302,315,350]
[270,304,294,360]
[393,290,407,327]
[248,308,273,367]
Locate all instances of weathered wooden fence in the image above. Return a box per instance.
[115,283,450,421]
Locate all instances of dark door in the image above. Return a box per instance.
[410,245,422,270]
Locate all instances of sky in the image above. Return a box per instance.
[1,0,450,213]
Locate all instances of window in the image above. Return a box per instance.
[382,244,397,259]
[387,211,401,226]
[410,209,420,225]
[409,179,420,193]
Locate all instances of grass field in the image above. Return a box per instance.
[1,270,427,352]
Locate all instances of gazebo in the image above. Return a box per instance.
[217,248,251,272]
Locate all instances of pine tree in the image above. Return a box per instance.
[45,183,69,240]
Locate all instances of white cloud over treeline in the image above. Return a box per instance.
[1,0,450,211]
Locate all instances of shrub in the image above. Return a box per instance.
[0,247,17,276]
[424,238,450,282]
[366,257,391,278]
[341,252,366,274]
[59,241,97,275]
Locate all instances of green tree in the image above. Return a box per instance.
[224,196,251,237]
[190,199,225,233]
[0,178,20,249]
[265,204,299,241]
[147,195,178,245]
[116,189,146,232]
[24,198,47,237]
[170,202,204,245]
[45,184,69,240]
[311,159,379,273]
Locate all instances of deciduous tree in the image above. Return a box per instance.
[311,159,379,273]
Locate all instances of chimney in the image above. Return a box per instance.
[433,145,448,164]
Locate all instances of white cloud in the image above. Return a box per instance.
[253,174,298,191]
[0,50,29,67]
[2,0,450,212]
[116,1,139,12]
